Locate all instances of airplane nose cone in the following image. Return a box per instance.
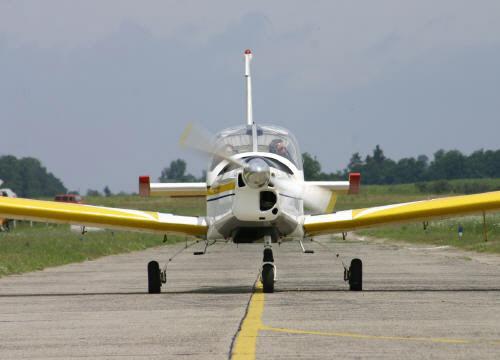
[243,158,270,188]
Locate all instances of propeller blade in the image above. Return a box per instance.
[179,122,246,168]
[274,177,333,213]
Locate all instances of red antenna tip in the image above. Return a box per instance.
[244,49,252,54]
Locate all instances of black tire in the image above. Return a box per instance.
[349,258,362,291]
[148,261,162,294]
[261,264,275,293]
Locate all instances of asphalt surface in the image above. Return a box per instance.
[1,235,500,359]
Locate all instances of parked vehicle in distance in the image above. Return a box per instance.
[54,194,83,204]
[0,184,17,231]
[0,188,17,198]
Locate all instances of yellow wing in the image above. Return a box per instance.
[303,191,500,236]
[0,197,207,237]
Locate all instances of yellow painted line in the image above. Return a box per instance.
[230,279,499,358]
[260,325,470,344]
[231,282,265,360]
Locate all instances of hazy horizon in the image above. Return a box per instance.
[1,1,499,193]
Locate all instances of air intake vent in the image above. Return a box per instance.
[260,191,277,211]
[238,173,246,187]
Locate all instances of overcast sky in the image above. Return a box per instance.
[1,1,499,193]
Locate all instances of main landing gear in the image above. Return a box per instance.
[309,237,363,291]
[147,261,163,294]
[147,238,210,293]
[148,260,168,294]
[261,235,276,293]
[344,258,363,291]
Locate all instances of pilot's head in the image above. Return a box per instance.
[269,139,288,157]
[223,144,235,156]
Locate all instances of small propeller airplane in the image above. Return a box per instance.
[1,49,500,293]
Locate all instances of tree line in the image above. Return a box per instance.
[0,155,66,197]
[2,146,500,198]
[158,159,206,182]
[303,146,500,184]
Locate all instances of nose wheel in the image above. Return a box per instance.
[261,263,275,293]
[261,235,276,293]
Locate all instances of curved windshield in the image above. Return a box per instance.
[256,125,302,169]
[210,124,302,170]
[210,126,252,169]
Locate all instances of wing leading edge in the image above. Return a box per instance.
[0,197,207,237]
[303,191,500,236]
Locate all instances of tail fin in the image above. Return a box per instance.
[244,49,253,125]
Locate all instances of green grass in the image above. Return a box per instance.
[358,213,500,253]
[0,224,176,277]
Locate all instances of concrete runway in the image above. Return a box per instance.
[1,235,500,359]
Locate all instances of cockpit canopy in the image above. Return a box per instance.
[209,125,302,170]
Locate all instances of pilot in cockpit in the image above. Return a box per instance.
[269,138,291,161]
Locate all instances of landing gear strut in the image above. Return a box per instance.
[344,258,363,291]
[148,260,162,294]
[261,235,276,293]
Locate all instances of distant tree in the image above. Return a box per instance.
[199,170,207,182]
[103,186,112,197]
[417,154,429,166]
[428,149,467,180]
[466,150,489,178]
[158,147,500,187]
[393,157,426,183]
[361,146,397,184]
[0,155,66,197]
[372,145,385,164]
[160,159,187,182]
[86,189,101,197]
[159,159,203,182]
[347,152,363,173]
[302,152,322,180]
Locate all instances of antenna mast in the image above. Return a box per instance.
[244,49,253,125]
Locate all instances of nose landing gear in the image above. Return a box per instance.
[261,235,276,293]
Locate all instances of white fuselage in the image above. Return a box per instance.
[206,152,305,243]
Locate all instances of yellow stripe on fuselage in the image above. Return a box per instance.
[207,181,236,197]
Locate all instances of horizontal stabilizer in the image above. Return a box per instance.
[139,176,207,197]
